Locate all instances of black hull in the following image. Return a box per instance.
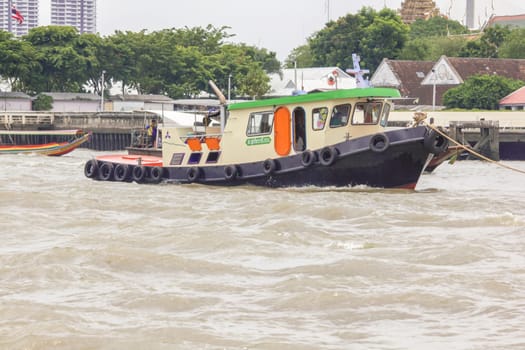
[87,126,440,189]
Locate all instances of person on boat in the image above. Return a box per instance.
[146,119,158,147]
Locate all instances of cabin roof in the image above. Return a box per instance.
[228,88,400,111]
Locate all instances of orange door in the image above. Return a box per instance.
[274,107,291,156]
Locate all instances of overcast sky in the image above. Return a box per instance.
[38,0,525,60]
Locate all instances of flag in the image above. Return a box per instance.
[11,6,24,25]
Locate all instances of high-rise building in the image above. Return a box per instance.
[51,0,96,34]
[0,0,39,36]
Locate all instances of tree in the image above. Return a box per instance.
[443,74,523,110]
[284,44,314,68]
[499,28,525,59]
[307,7,408,72]
[32,94,53,110]
[236,62,270,99]
[458,26,511,58]
[0,31,38,91]
[409,17,469,39]
[22,26,93,93]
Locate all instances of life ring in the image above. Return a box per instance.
[132,165,146,183]
[319,146,338,166]
[263,158,277,175]
[301,150,316,167]
[187,166,200,182]
[113,164,130,182]
[224,165,238,180]
[149,166,164,183]
[84,159,99,178]
[369,133,390,153]
[424,129,449,155]
[99,162,114,181]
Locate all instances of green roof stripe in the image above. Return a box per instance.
[228,88,401,111]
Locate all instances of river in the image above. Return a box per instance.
[1,149,524,349]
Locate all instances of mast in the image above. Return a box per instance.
[8,0,12,33]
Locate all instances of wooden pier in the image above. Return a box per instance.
[390,111,525,161]
[448,120,500,160]
[1,111,159,151]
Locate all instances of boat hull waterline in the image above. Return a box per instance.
[85,126,439,189]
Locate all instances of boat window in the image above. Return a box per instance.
[352,102,382,125]
[380,103,391,127]
[246,111,274,136]
[329,104,351,128]
[312,107,328,130]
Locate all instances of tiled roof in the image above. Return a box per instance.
[446,57,525,81]
[500,86,525,105]
[372,59,437,105]
[486,14,525,29]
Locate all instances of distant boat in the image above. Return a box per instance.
[0,129,90,156]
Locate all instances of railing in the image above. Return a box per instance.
[1,113,54,126]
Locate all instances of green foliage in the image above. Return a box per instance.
[458,26,511,58]
[0,32,37,90]
[284,44,314,68]
[443,74,524,110]
[308,7,408,72]
[0,25,276,100]
[235,62,271,99]
[409,17,469,38]
[499,29,525,59]
[32,94,53,111]
[21,26,91,93]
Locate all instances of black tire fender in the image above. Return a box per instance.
[132,166,146,183]
[319,146,338,166]
[263,158,277,175]
[114,164,130,182]
[187,167,200,182]
[224,165,238,180]
[149,166,164,183]
[424,129,449,155]
[99,162,114,181]
[301,150,316,167]
[369,133,390,153]
[84,159,99,179]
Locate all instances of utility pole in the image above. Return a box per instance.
[326,0,330,22]
[100,70,106,112]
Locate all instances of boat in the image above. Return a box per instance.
[424,145,462,173]
[0,129,90,156]
[83,81,449,189]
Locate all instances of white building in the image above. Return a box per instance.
[267,67,357,97]
[0,92,32,111]
[0,0,39,36]
[40,92,100,112]
[51,0,96,34]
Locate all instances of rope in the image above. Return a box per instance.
[425,122,525,175]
